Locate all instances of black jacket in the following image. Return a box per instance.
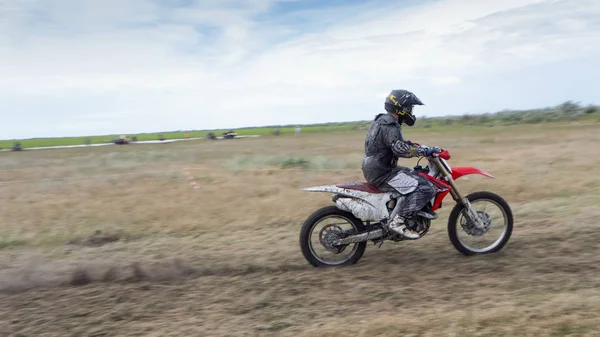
[361,113,426,186]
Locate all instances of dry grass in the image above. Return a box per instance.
[2,121,600,336]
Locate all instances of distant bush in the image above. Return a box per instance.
[441,119,454,126]
[584,106,598,114]
[558,101,581,115]
[413,101,598,129]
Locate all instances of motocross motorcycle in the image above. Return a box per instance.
[299,149,513,267]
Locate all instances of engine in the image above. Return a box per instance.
[407,215,431,233]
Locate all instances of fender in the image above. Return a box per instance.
[301,185,373,197]
[451,167,494,180]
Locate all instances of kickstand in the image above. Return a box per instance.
[375,222,387,248]
[374,218,411,246]
[372,238,384,248]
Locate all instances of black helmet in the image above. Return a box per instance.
[384,89,424,126]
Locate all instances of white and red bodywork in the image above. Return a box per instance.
[301,150,494,221]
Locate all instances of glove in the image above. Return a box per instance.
[421,146,441,156]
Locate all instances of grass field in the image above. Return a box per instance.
[0,123,368,149]
[2,121,600,336]
[3,103,599,149]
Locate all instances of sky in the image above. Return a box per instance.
[1,0,600,139]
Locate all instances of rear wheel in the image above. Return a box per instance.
[448,191,513,256]
[300,206,367,267]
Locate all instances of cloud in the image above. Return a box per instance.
[1,0,599,139]
[429,77,462,87]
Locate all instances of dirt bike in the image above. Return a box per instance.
[299,149,513,267]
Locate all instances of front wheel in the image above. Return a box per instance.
[448,191,513,256]
[300,206,367,267]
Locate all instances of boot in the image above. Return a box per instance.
[387,215,420,239]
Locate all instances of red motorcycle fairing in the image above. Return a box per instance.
[418,166,493,211]
[418,172,451,212]
[451,167,494,180]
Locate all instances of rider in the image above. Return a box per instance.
[362,89,441,239]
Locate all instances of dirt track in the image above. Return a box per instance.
[2,123,600,336]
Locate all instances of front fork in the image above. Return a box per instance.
[433,158,485,230]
